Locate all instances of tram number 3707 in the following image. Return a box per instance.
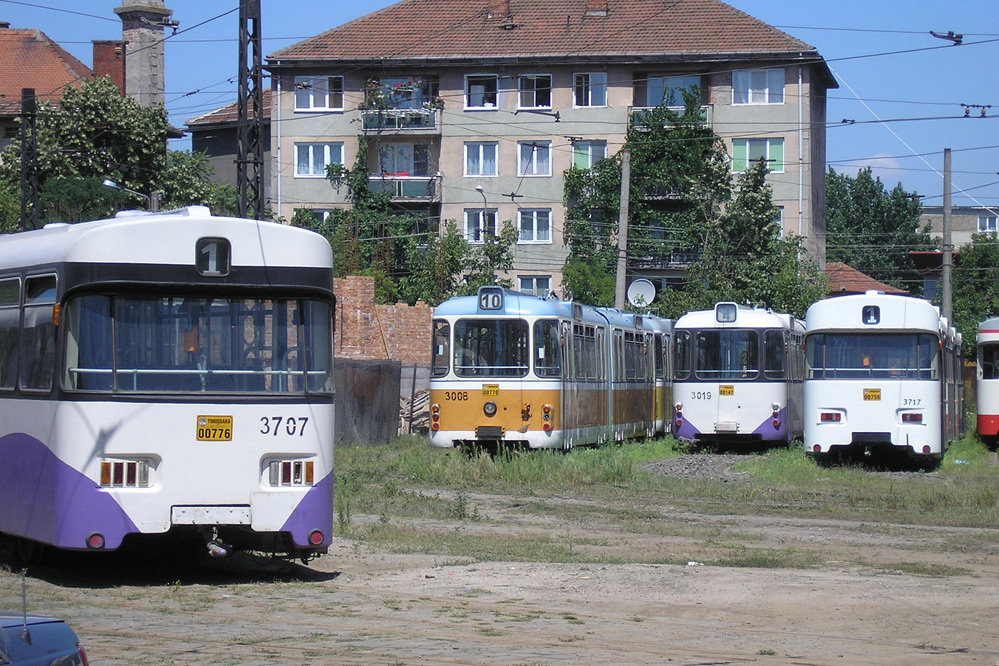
[259,416,310,437]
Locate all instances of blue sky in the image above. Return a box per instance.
[1,0,997,208]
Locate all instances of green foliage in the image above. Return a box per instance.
[825,167,935,293]
[0,77,235,222]
[400,221,471,306]
[952,233,999,356]
[0,182,20,233]
[563,97,822,316]
[459,220,519,294]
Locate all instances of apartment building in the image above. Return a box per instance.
[266,0,835,295]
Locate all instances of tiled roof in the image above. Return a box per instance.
[824,262,909,296]
[186,89,272,128]
[268,0,820,64]
[0,28,92,116]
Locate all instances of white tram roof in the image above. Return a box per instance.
[433,288,672,333]
[675,302,802,332]
[0,207,333,270]
[978,317,999,336]
[805,291,941,333]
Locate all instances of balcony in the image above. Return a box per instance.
[628,105,712,130]
[361,108,439,133]
[630,250,702,270]
[367,174,440,202]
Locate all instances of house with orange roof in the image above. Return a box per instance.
[824,262,910,297]
[0,22,95,150]
[265,0,836,295]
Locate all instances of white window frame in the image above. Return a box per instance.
[294,142,343,177]
[732,69,784,105]
[294,76,344,111]
[518,74,552,109]
[464,142,499,177]
[574,72,607,107]
[517,141,552,177]
[572,140,607,169]
[519,275,552,297]
[731,138,785,174]
[979,214,998,233]
[464,208,498,244]
[465,74,499,110]
[518,209,552,244]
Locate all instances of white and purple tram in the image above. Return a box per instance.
[672,302,805,445]
[0,207,335,559]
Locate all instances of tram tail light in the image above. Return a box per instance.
[819,412,841,423]
[674,402,683,429]
[100,459,149,488]
[542,404,552,421]
[902,413,923,423]
[268,459,316,487]
[431,403,441,431]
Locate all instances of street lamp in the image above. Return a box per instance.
[475,185,488,241]
[102,178,159,211]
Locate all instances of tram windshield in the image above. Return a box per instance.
[62,295,334,394]
[693,330,760,380]
[980,342,999,380]
[806,333,939,380]
[453,318,529,377]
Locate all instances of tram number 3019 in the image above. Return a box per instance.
[689,391,713,400]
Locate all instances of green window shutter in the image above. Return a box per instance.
[770,139,784,172]
[732,140,748,172]
[573,144,587,168]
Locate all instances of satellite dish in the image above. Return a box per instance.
[626,279,656,307]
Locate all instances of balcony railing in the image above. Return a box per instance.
[628,105,712,129]
[367,175,440,201]
[630,250,702,270]
[361,108,439,132]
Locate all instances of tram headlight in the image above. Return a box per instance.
[483,401,497,417]
[771,403,780,415]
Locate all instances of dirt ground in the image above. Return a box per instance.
[3,458,999,666]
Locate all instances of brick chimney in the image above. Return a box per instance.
[114,0,175,108]
[92,40,126,95]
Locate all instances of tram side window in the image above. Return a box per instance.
[533,319,561,378]
[0,278,19,390]
[763,330,786,380]
[63,294,113,391]
[981,343,999,379]
[673,331,690,380]
[20,275,57,392]
[432,320,450,377]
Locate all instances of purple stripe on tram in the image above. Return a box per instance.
[281,471,334,547]
[0,433,138,550]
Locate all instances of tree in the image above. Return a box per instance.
[563,96,823,317]
[825,167,936,293]
[952,233,999,357]
[562,97,731,306]
[400,221,471,306]
[0,76,237,223]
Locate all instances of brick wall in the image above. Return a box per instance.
[334,275,431,365]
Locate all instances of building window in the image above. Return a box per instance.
[980,214,999,233]
[465,74,498,109]
[647,75,700,107]
[378,144,430,177]
[464,142,498,176]
[519,74,552,109]
[464,208,498,243]
[732,138,784,173]
[518,209,551,244]
[377,76,438,109]
[572,140,607,169]
[574,72,607,107]
[519,275,551,296]
[732,69,784,105]
[295,142,343,177]
[518,141,551,176]
[294,208,333,224]
[294,76,344,111]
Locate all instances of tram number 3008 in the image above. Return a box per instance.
[443,391,469,401]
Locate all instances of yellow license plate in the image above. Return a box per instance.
[863,388,881,401]
[482,384,499,396]
[197,415,232,441]
[719,385,734,396]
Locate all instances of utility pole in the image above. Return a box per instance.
[19,88,38,231]
[942,148,952,323]
[614,149,631,310]
[237,0,265,220]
